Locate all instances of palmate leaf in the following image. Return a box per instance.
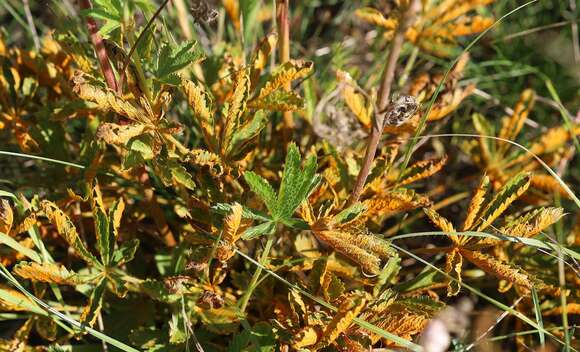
[276,143,320,220]
[110,239,139,266]
[13,262,81,286]
[475,172,531,231]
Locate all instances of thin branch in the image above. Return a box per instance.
[79,0,118,91]
[118,0,170,94]
[22,0,40,51]
[347,0,421,207]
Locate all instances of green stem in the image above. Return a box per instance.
[238,236,275,314]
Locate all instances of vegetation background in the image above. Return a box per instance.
[0,0,578,351]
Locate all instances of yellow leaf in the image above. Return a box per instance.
[291,327,318,349]
[462,175,491,231]
[182,78,214,148]
[423,207,456,238]
[188,148,224,176]
[445,248,463,296]
[13,261,80,285]
[500,207,564,238]
[398,155,447,187]
[247,90,303,111]
[0,199,13,234]
[497,89,535,155]
[215,203,243,262]
[476,172,531,231]
[355,7,397,30]
[253,60,313,100]
[221,68,250,156]
[250,32,278,89]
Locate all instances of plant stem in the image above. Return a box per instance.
[238,236,275,314]
[22,0,40,51]
[118,0,170,95]
[79,0,118,91]
[347,0,421,207]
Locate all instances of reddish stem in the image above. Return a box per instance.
[346,0,421,207]
[79,0,118,91]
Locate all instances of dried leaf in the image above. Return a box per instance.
[216,203,243,262]
[497,89,535,155]
[0,199,13,234]
[291,326,318,349]
[445,248,463,296]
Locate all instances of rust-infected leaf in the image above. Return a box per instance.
[13,261,80,285]
[475,172,531,231]
[462,175,491,231]
[40,201,100,265]
[316,294,366,348]
[459,249,533,293]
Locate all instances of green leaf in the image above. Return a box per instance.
[80,277,107,328]
[276,144,320,220]
[243,172,277,215]
[0,231,42,263]
[230,110,269,155]
[167,162,196,191]
[155,41,204,85]
[212,203,271,222]
[111,239,140,266]
[241,221,275,240]
[91,183,111,266]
